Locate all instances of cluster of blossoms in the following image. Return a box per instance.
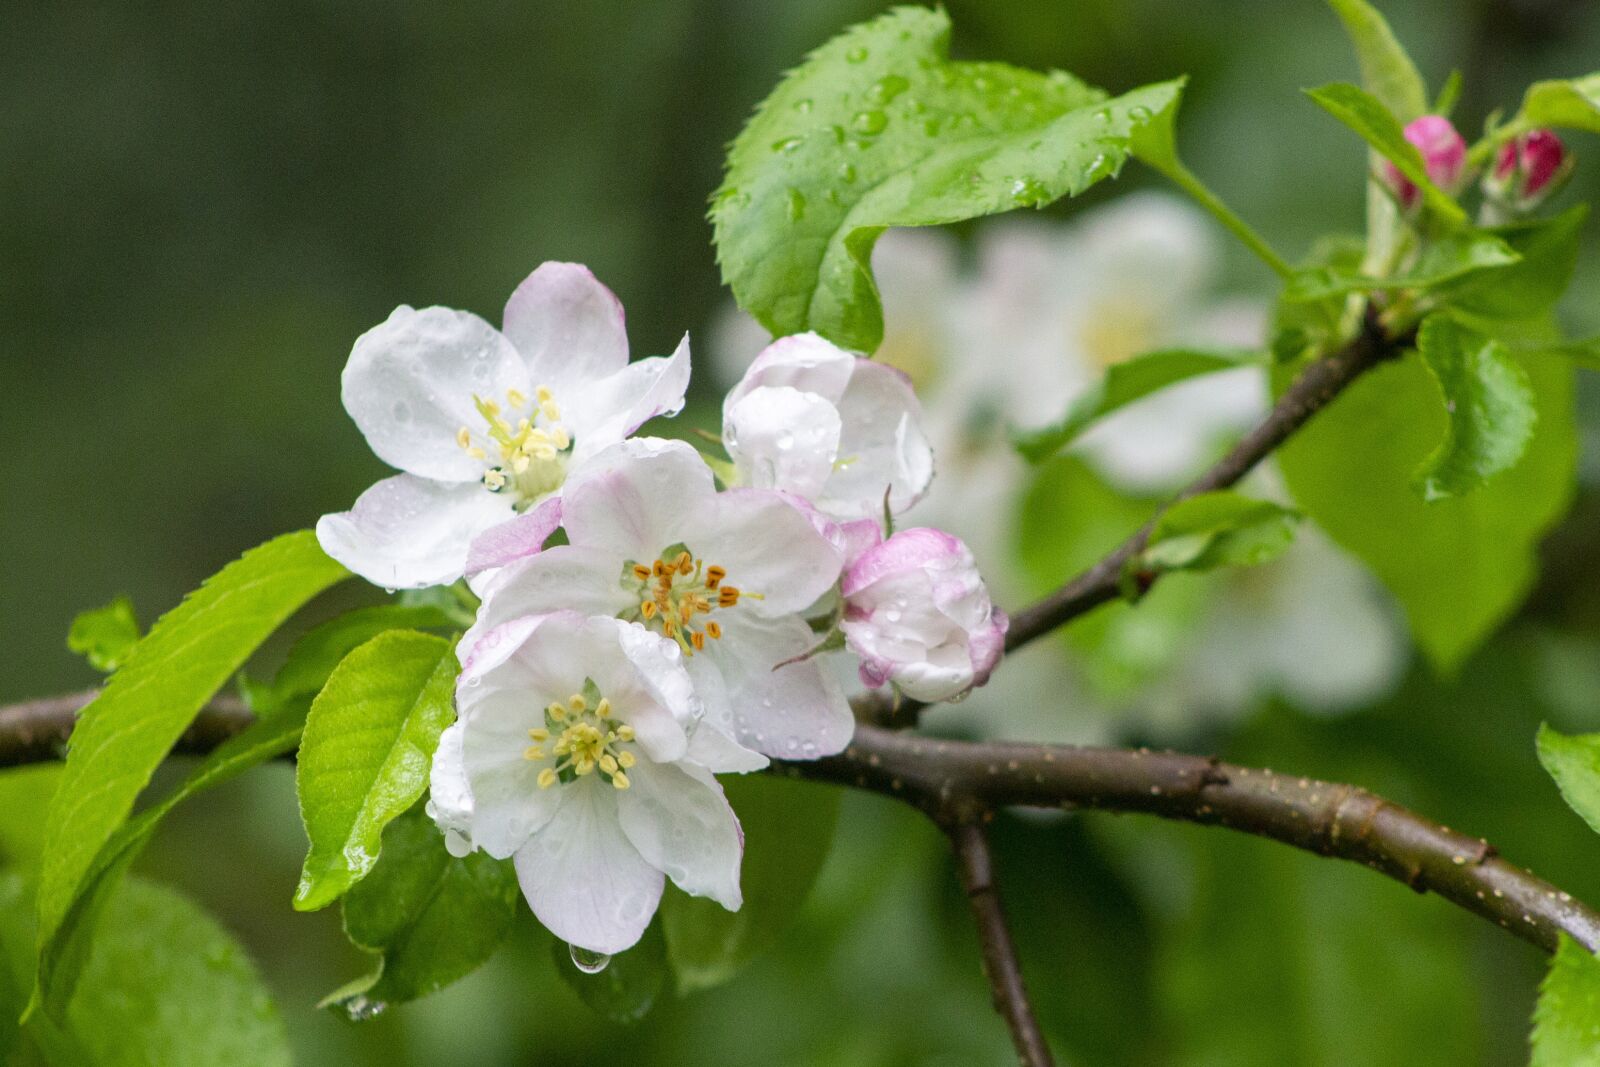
[318,263,1006,956]
[1381,114,1571,221]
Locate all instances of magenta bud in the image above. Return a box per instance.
[1382,115,1469,210]
[1488,129,1571,209]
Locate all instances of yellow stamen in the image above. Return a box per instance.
[719,586,741,607]
[599,754,619,775]
[675,551,693,574]
[537,767,558,789]
[616,724,636,742]
[704,620,722,639]
[523,745,545,761]
[691,631,705,651]
[568,694,587,713]
[507,388,528,408]
[483,469,508,491]
[547,702,567,722]
[640,600,657,619]
[457,427,472,449]
[467,446,487,460]
[528,727,549,742]
[618,750,636,768]
[611,770,631,790]
[595,698,612,719]
[632,563,652,581]
[536,385,554,404]
[575,756,596,776]
[706,565,726,588]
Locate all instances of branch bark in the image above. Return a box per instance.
[947,819,1055,1067]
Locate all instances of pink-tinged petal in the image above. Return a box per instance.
[316,472,517,589]
[342,305,528,482]
[566,334,692,460]
[969,607,1009,687]
[833,519,884,568]
[464,495,564,577]
[723,331,856,412]
[724,386,842,499]
[841,527,963,598]
[616,760,743,910]
[502,262,629,394]
[695,489,843,617]
[464,545,635,654]
[560,438,717,562]
[515,783,664,956]
[695,613,854,759]
[823,359,934,519]
[456,615,546,688]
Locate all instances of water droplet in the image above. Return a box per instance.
[801,741,817,758]
[885,608,902,623]
[1009,177,1048,206]
[852,110,888,136]
[466,675,482,688]
[569,944,612,974]
[771,136,803,154]
[868,74,909,104]
[838,162,858,183]
[383,587,396,596]
[1093,108,1112,124]
[845,46,869,63]
[972,75,991,92]
[342,996,388,1022]
[1128,105,1152,122]
[829,124,846,145]
[785,188,807,222]
[793,98,813,114]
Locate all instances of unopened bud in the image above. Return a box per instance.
[1485,129,1572,212]
[1381,115,1469,210]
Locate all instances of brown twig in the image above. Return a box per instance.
[946,819,1055,1067]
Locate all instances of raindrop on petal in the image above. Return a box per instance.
[569,944,612,974]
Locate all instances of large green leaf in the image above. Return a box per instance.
[1326,0,1427,121]
[1304,82,1466,225]
[0,874,291,1067]
[661,775,840,993]
[1412,315,1537,501]
[1440,205,1588,322]
[33,530,348,1013]
[325,809,518,1014]
[254,603,456,713]
[1516,74,1600,135]
[1013,349,1253,464]
[1532,936,1600,1066]
[1276,349,1574,670]
[294,630,456,911]
[1137,492,1299,578]
[1281,229,1518,302]
[712,6,1181,352]
[1537,724,1600,837]
[65,597,140,674]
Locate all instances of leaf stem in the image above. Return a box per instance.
[1159,160,1295,280]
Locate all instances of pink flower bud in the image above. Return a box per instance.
[1488,129,1571,208]
[840,528,1008,703]
[1381,115,1468,209]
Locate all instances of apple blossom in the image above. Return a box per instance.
[840,526,1008,703]
[317,262,690,589]
[428,610,745,956]
[1485,129,1572,216]
[721,332,934,520]
[466,437,853,762]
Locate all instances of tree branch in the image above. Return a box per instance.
[6,693,1597,956]
[946,818,1055,1067]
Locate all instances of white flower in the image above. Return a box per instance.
[429,611,745,956]
[467,438,852,763]
[317,262,690,589]
[721,332,934,520]
[841,527,1008,703]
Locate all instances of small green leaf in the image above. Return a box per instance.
[1536,723,1600,836]
[33,530,349,1016]
[1137,492,1299,578]
[1325,0,1428,121]
[662,775,840,993]
[1532,935,1600,1067]
[1282,230,1518,302]
[1440,205,1588,321]
[712,6,1181,352]
[264,603,456,713]
[294,630,457,911]
[326,809,518,1012]
[66,597,141,673]
[1412,316,1537,501]
[1305,82,1467,225]
[553,920,668,1025]
[1517,74,1600,135]
[1013,349,1255,464]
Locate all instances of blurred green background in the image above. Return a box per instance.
[8,0,1600,1063]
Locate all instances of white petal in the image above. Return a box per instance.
[342,305,528,482]
[617,760,743,910]
[464,545,634,653]
[566,334,692,462]
[427,722,475,857]
[316,473,516,589]
[464,495,564,577]
[458,686,569,858]
[822,360,934,518]
[698,614,853,759]
[723,331,856,413]
[684,720,769,773]
[502,262,629,394]
[695,489,843,616]
[560,438,718,563]
[724,386,841,499]
[515,782,664,956]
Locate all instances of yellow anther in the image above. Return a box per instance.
[536,385,554,403]
[537,767,558,790]
[691,631,706,651]
[550,426,571,449]
[652,559,668,577]
[457,427,472,449]
[507,388,528,408]
[511,455,531,474]
[595,698,612,719]
[618,750,636,768]
[705,565,726,589]
[675,551,693,574]
[575,756,596,776]
[611,770,631,790]
[640,599,657,619]
[547,701,567,722]
[718,586,741,607]
[541,399,561,421]
[705,620,722,639]
[483,469,508,491]
[569,694,588,713]
[600,754,619,775]
[616,724,636,742]
[632,563,652,581]
[661,618,678,637]
[528,727,549,742]
[467,446,487,460]
[523,745,545,761]
[475,396,501,418]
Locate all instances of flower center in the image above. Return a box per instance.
[623,546,753,656]
[1074,296,1161,371]
[457,385,571,508]
[524,681,636,791]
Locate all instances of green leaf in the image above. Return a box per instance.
[1532,935,1600,1067]
[294,630,457,911]
[0,874,291,1067]
[1325,0,1428,121]
[1137,492,1299,577]
[66,597,141,673]
[1412,315,1536,501]
[33,530,349,1014]
[262,603,456,713]
[1013,349,1254,464]
[1517,74,1600,135]
[325,808,518,1013]
[1276,347,1574,670]
[712,6,1182,352]
[1304,82,1467,225]
[1281,229,1518,302]
[1439,205,1588,321]
[1536,724,1600,837]
[662,775,840,993]
[553,920,668,1025]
